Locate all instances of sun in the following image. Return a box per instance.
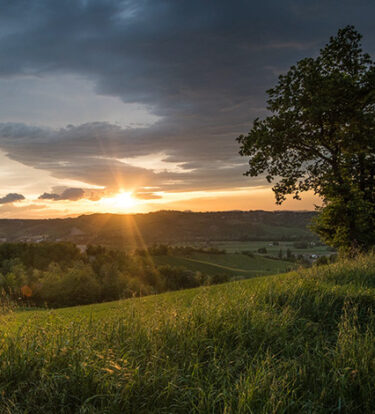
[111,191,137,209]
[98,190,138,211]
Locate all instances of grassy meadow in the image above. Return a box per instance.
[1,255,375,412]
[150,251,296,278]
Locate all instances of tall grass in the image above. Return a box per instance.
[1,255,375,412]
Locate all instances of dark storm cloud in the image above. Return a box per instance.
[0,122,261,191]
[0,0,374,192]
[0,193,25,204]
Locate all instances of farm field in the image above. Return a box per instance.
[150,251,296,278]
[1,255,375,412]
[178,240,333,257]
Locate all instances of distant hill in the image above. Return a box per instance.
[0,210,318,248]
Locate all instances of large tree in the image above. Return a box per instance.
[237,26,375,253]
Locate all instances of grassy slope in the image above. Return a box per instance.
[151,252,296,277]
[2,256,375,412]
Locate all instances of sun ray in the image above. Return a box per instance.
[124,214,156,272]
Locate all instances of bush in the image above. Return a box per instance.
[158,265,199,291]
[34,263,101,307]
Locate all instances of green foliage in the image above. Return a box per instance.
[0,241,81,270]
[34,263,102,307]
[135,244,226,257]
[2,255,375,412]
[315,254,338,266]
[158,265,200,290]
[0,242,250,308]
[313,194,375,255]
[238,26,375,252]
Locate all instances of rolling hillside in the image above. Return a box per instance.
[2,255,375,412]
[0,210,317,247]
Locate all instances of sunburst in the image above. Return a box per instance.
[99,191,137,210]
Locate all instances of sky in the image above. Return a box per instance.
[0,0,374,218]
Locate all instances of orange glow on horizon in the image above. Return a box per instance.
[0,187,321,219]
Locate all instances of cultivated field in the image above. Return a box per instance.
[177,240,333,257]
[150,251,296,278]
[1,255,375,412]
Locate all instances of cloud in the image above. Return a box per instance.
[38,192,60,200]
[0,0,374,196]
[38,187,85,201]
[59,188,85,200]
[0,202,51,218]
[0,193,25,204]
[0,122,266,192]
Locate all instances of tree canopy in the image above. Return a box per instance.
[237,26,375,252]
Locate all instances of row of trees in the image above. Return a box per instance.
[0,242,230,308]
[134,244,226,257]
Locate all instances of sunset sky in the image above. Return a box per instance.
[0,0,374,218]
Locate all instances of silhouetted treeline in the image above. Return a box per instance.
[0,242,229,308]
